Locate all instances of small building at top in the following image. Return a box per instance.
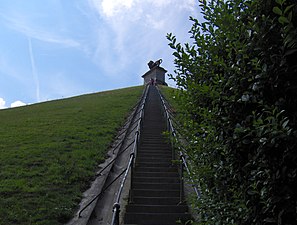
[142,59,168,86]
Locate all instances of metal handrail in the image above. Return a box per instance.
[111,145,135,225]
[156,86,201,201]
[78,85,149,218]
[96,140,135,177]
[78,168,127,218]
[110,84,149,225]
[180,152,201,198]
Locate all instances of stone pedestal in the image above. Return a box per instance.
[142,66,167,85]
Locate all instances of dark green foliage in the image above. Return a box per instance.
[167,0,297,224]
[0,86,143,225]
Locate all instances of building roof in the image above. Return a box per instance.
[141,66,167,78]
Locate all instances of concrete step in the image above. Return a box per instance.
[134,166,177,173]
[140,142,170,147]
[124,212,191,225]
[137,155,172,159]
[138,149,171,154]
[137,152,172,158]
[142,127,165,130]
[135,161,172,167]
[125,204,188,214]
[134,171,178,177]
[138,146,172,154]
[142,130,165,133]
[141,140,166,144]
[137,157,172,163]
[142,136,165,139]
[133,176,179,184]
[141,141,168,145]
[132,196,180,205]
[133,182,180,190]
[133,189,180,197]
[140,141,169,145]
[138,148,171,153]
[141,132,164,136]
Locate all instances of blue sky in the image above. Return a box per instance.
[0,0,200,109]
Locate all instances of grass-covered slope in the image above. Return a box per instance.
[0,86,143,225]
[159,86,179,111]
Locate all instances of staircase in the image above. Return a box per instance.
[124,86,191,225]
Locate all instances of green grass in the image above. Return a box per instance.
[159,85,180,112]
[0,86,143,225]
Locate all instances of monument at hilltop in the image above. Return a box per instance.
[142,59,168,85]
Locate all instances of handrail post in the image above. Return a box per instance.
[171,131,176,161]
[179,154,184,204]
[129,155,135,204]
[112,202,120,225]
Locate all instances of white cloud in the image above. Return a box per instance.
[86,0,199,80]
[0,98,26,109]
[94,0,196,19]
[28,37,40,102]
[0,98,7,109]
[146,0,171,7]
[11,100,26,108]
[101,0,134,17]
[0,12,80,48]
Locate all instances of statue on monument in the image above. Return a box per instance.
[147,59,162,69]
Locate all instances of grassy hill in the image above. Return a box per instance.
[0,86,143,225]
[159,86,179,110]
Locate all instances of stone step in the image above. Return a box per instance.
[139,148,170,153]
[133,182,180,190]
[133,176,179,184]
[138,148,171,153]
[134,166,177,173]
[137,157,172,163]
[133,189,180,198]
[141,140,167,144]
[142,136,165,139]
[141,132,164,136]
[134,171,178,177]
[140,142,169,146]
[135,161,172,167]
[124,212,191,225]
[137,152,172,158]
[142,125,163,128]
[132,196,180,205]
[140,144,171,152]
[133,177,180,184]
[138,149,171,154]
[125,204,188,214]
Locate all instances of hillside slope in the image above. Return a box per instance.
[0,86,143,225]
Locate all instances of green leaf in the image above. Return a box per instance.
[288,11,292,22]
[284,4,295,15]
[278,16,290,24]
[264,218,276,223]
[284,48,297,56]
[273,6,282,16]
[173,52,181,59]
[275,0,285,5]
[282,120,289,128]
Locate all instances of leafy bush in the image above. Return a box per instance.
[167,0,297,224]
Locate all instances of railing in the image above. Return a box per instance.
[156,86,201,202]
[78,85,149,218]
[110,84,149,225]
